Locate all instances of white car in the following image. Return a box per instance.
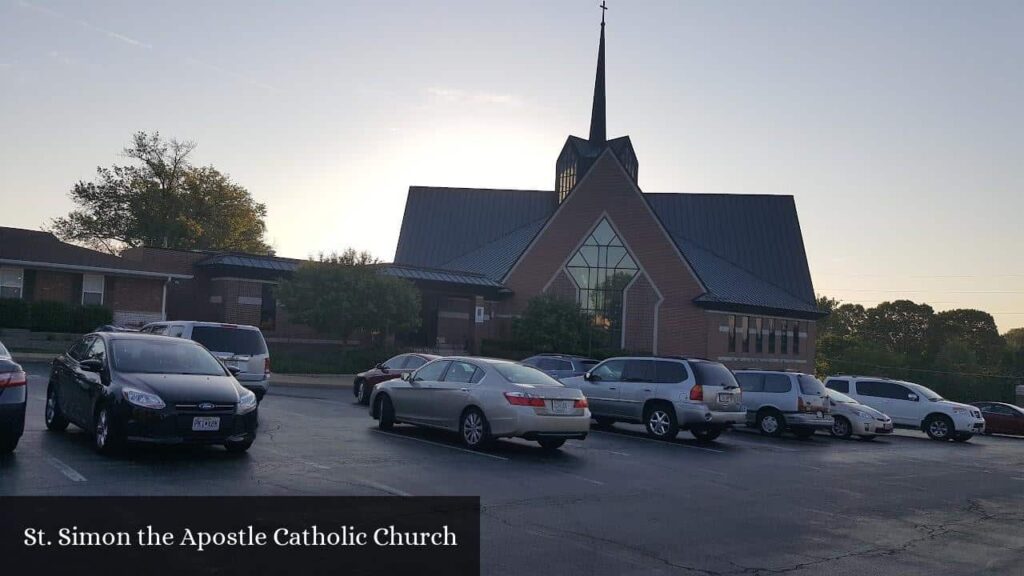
[826,389,893,440]
[823,376,985,442]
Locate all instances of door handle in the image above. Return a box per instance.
[608,387,617,390]
[460,388,469,392]
[643,389,652,392]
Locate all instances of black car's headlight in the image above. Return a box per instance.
[237,390,258,415]
[123,387,166,410]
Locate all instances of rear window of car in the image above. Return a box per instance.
[0,341,8,358]
[537,358,573,371]
[763,374,792,393]
[654,361,687,383]
[111,339,226,376]
[190,326,268,356]
[494,363,562,386]
[736,373,764,392]
[689,361,738,388]
[826,379,849,393]
[798,374,827,395]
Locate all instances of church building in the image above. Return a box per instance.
[387,13,825,369]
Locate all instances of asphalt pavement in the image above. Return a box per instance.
[3,363,1023,575]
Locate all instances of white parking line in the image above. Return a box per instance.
[590,430,724,453]
[45,456,86,482]
[354,477,413,496]
[372,430,509,461]
[554,471,605,486]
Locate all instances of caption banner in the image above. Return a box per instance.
[1,496,480,576]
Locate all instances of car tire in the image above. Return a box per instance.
[757,409,785,437]
[792,427,815,439]
[691,426,722,443]
[460,408,492,450]
[592,417,615,429]
[0,434,18,454]
[45,384,69,432]
[538,438,566,451]
[357,380,372,405]
[93,405,122,455]
[377,394,395,431]
[644,403,679,440]
[924,414,954,441]
[952,432,973,443]
[225,438,255,453]
[830,416,852,439]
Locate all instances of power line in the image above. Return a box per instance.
[822,358,1023,381]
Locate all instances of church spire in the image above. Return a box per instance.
[588,2,607,144]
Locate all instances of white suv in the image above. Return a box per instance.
[823,376,985,442]
[141,321,271,401]
[733,370,833,438]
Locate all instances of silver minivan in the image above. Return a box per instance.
[733,370,832,438]
[140,321,271,400]
[561,357,746,442]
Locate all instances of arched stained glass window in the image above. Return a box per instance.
[566,218,638,349]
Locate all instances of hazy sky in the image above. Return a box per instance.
[2,0,1022,331]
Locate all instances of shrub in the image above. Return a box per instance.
[0,298,31,329]
[73,305,113,333]
[30,301,74,332]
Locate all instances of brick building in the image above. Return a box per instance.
[0,228,190,327]
[387,17,826,368]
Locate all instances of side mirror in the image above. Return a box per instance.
[907,393,918,402]
[400,372,412,381]
[79,358,103,373]
[227,365,242,376]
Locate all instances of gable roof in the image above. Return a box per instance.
[392,187,822,317]
[0,227,191,278]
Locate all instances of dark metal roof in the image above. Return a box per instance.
[195,253,301,272]
[380,264,505,288]
[392,187,821,316]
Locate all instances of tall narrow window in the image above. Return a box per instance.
[0,267,24,299]
[755,317,763,353]
[792,322,801,355]
[82,274,104,306]
[727,315,736,352]
[780,320,789,354]
[565,218,638,349]
[740,316,750,353]
[767,318,776,353]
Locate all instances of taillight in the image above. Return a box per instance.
[0,370,27,388]
[574,398,589,409]
[504,392,545,407]
[264,358,271,375]
[797,396,806,412]
[689,383,703,401]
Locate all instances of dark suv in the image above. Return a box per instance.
[354,353,440,404]
[520,354,599,380]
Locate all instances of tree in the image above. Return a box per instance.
[276,251,421,341]
[50,132,269,254]
[860,300,934,364]
[816,295,866,339]
[929,309,1004,368]
[1003,328,1024,351]
[512,295,592,355]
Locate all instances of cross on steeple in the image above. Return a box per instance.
[600,1,607,25]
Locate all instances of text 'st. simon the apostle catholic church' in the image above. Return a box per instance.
[388,8,825,368]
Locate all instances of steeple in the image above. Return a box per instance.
[588,3,607,144]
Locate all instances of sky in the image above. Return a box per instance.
[1,0,1022,331]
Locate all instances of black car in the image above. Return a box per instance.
[45,332,259,454]
[0,340,27,454]
[520,354,599,380]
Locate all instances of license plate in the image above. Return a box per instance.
[192,417,220,431]
[550,400,572,414]
[815,411,823,419]
[717,393,732,403]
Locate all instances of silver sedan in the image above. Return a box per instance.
[369,357,591,450]
[827,389,893,440]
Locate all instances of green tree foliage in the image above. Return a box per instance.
[929,309,1004,368]
[276,250,421,340]
[816,295,866,339]
[1001,327,1024,350]
[860,300,934,363]
[511,295,594,356]
[50,132,269,254]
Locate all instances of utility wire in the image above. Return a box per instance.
[821,358,1024,381]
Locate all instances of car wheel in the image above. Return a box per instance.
[460,408,492,450]
[830,416,852,439]
[792,427,815,439]
[93,406,122,455]
[592,417,615,429]
[757,410,784,437]
[225,438,255,453]
[45,384,69,432]
[357,380,372,405]
[952,432,973,443]
[924,414,954,441]
[376,394,395,431]
[691,426,722,443]
[538,439,566,451]
[644,404,679,440]
[0,434,18,454]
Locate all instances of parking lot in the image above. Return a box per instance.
[3,363,1023,575]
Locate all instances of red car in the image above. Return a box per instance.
[971,402,1024,436]
[353,353,439,405]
